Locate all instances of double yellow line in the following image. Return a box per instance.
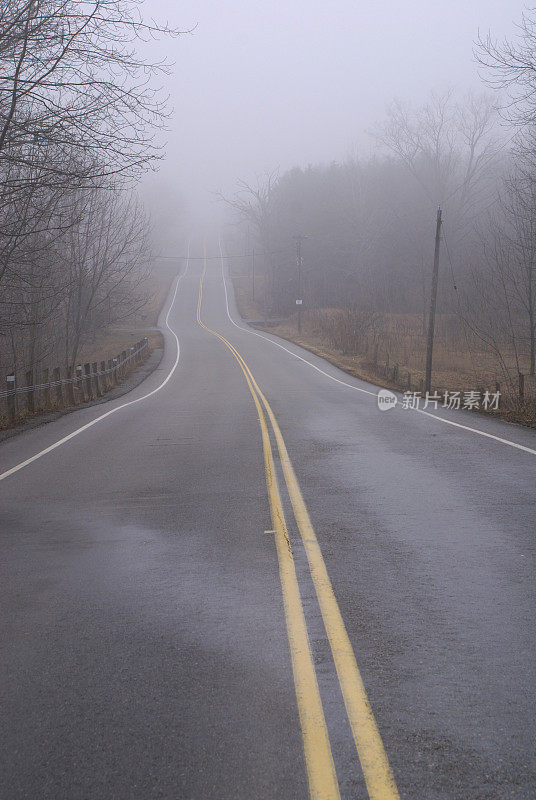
[197,251,400,800]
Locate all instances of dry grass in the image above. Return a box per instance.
[232,275,536,428]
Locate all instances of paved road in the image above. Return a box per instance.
[1,240,535,799]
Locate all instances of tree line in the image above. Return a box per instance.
[224,11,536,393]
[0,0,180,385]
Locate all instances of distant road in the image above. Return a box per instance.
[1,240,535,799]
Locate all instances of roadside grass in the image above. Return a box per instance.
[231,275,536,428]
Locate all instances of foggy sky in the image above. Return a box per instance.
[141,0,527,242]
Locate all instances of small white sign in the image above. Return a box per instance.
[295,299,303,305]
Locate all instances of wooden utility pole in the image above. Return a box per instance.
[425,207,442,394]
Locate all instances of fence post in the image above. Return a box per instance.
[67,367,76,406]
[393,363,399,382]
[6,374,16,422]
[66,367,75,405]
[4,342,151,422]
[519,372,525,403]
[25,369,35,413]
[76,364,84,402]
[42,368,51,409]
[83,363,92,400]
[92,361,101,397]
[53,367,63,405]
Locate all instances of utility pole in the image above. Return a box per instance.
[295,235,305,334]
[425,207,442,395]
[252,247,255,302]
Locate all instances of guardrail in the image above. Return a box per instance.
[1,337,149,424]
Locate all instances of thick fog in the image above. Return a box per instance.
[141,0,526,239]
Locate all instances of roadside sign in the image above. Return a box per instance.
[296,299,303,305]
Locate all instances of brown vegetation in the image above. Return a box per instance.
[232,274,536,427]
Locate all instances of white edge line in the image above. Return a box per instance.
[217,237,536,457]
[0,244,190,483]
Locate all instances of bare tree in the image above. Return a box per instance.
[218,172,279,246]
[476,10,536,128]
[486,172,536,375]
[218,172,279,310]
[0,0,182,390]
[59,188,150,371]
[373,91,500,227]
[0,0,184,189]
[0,0,185,310]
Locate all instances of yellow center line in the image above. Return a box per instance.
[213,310,401,800]
[197,248,340,800]
[198,246,401,799]
[253,391,400,800]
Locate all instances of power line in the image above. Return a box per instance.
[151,247,292,261]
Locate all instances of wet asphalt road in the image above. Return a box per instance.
[1,241,535,799]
